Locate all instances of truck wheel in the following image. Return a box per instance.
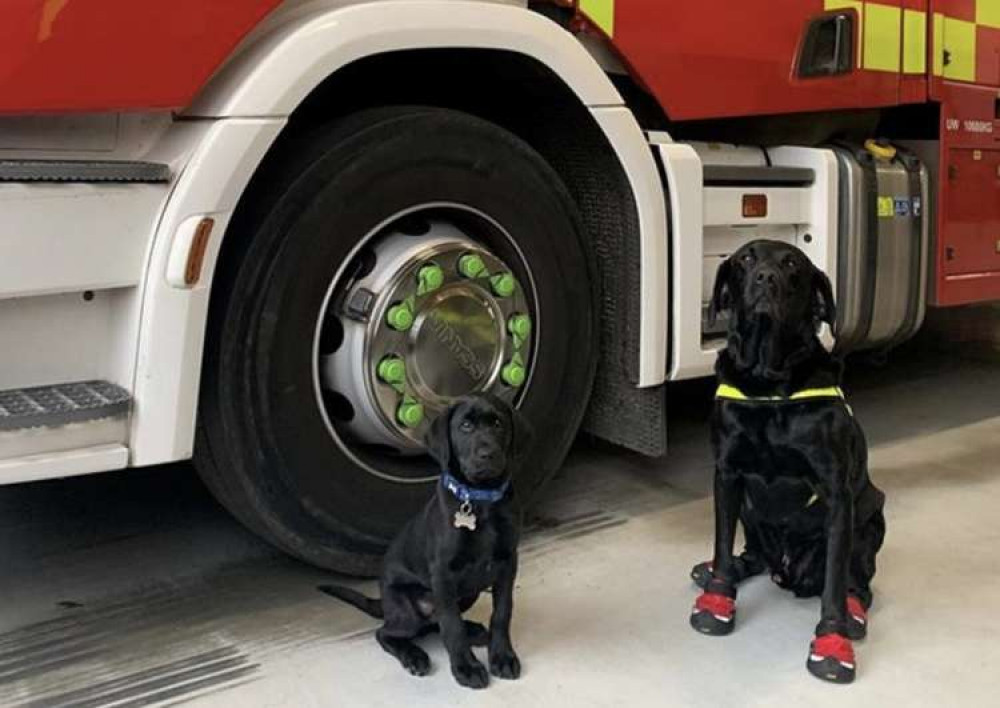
[195,107,598,575]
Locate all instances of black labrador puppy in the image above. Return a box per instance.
[320,394,529,689]
[690,240,886,684]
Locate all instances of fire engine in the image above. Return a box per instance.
[0,0,996,574]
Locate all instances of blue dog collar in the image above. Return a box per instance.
[440,472,509,504]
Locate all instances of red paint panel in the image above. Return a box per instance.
[934,82,1000,305]
[937,0,976,22]
[935,271,1000,304]
[941,148,1000,276]
[0,0,283,114]
[977,26,1000,86]
[610,0,902,121]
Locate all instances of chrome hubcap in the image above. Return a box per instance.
[319,215,533,455]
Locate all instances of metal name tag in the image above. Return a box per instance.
[453,500,477,531]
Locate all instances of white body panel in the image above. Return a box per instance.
[131,120,284,465]
[188,0,620,117]
[653,137,839,380]
[0,444,128,485]
[0,183,166,299]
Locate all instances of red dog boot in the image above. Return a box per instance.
[846,595,868,640]
[807,633,856,684]
[690,585,736,636]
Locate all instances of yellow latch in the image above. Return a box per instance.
[864,139,897,160]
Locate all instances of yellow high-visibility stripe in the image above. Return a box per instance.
[824,0,865,68]
[977,0,1000,29]
[715,383,845,402]
[580,0,614,38]
[942,16,977,82]
[903,9,927,74]
[933,12,945,76]
[864,3,902,72]
[818,1,994,81]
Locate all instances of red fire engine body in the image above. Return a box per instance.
[0,0,996,572]
[3,1,997,304]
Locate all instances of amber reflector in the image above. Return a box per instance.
[742,194,768,218]
[185,218,215,286]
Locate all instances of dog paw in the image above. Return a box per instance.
[400,646,431,676]
[464,621,490,647]
[399,646,431,676]
[690,561,713,589]
[807,633,856,684]
[690,591,736,636]
[489,649,521,680]
[452,659,490,689]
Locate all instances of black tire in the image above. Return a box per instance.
[195,107,598,575]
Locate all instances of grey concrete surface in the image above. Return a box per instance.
[0,339,998,707]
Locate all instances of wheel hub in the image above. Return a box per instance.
[410,286,502,399]
[320,218,533,453]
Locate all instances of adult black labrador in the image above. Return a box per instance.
[320,394,529,689]
[690,240,886,684]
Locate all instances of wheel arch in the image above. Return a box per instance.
[130,1,667,466]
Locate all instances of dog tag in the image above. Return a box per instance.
[454,501,477,531]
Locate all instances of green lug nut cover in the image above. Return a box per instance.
[418,263,444,292]
[377,357,406,384]
[386,303,413,331]
[458,253,486,278]
[502,362,526,387]
[397,401,425,427]
[508,313,532,339]
[491,273,516,297]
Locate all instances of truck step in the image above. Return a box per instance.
[0,159,169,183]
[0,380,131,431]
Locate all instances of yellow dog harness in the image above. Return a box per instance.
[715,383,846,402]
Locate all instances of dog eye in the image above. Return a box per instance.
[741,252,754,265]
[492,418,503,428]
[782,257,796,270]
[459,420,474,433]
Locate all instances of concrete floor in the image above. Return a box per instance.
[0,339,998,707]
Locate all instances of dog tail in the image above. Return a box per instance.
[318,584,384,619]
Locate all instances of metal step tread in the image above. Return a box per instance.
[0,381,131,431]
[0,160,170,183]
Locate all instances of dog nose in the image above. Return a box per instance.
[475,447,498,462]
[754,266,780,292]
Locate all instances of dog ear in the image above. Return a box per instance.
[707,258,735,327]
[811,267,837,327]
[424,407,453,470]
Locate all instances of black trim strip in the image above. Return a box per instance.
[703,164,815,187]
[888,149,925,349]
[0,159,170,183]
